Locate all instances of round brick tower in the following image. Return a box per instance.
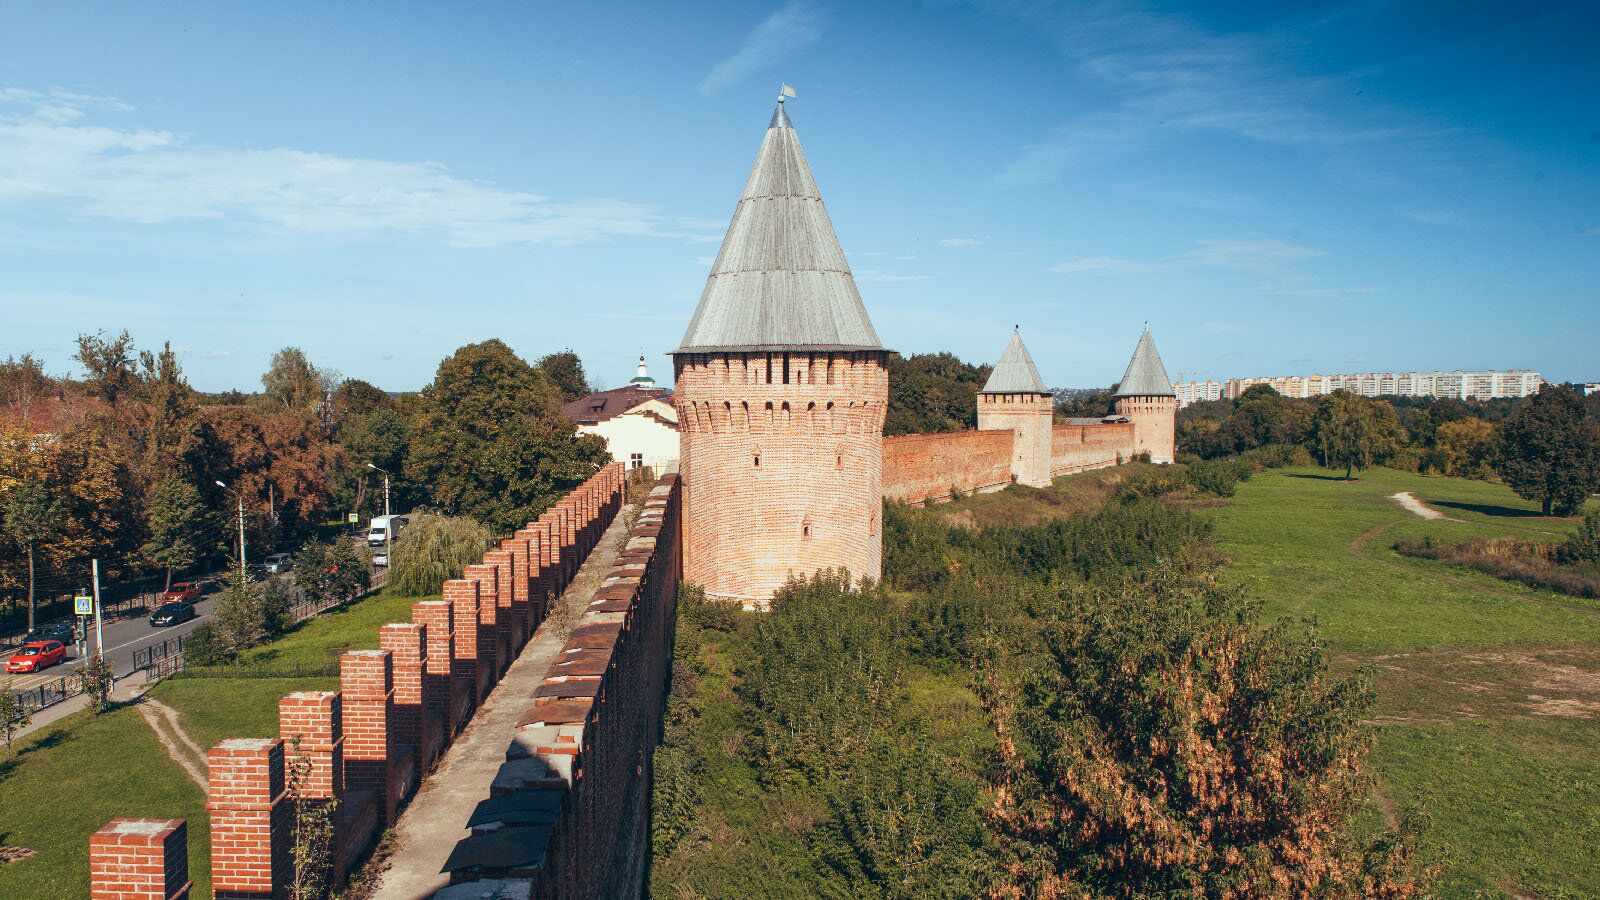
[672,98,888,608]
[1112,327,1178,464]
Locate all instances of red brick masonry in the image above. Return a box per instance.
[91,463,627,900]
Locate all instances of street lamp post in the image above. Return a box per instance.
[216,480,245,583]
[366,463,391,516]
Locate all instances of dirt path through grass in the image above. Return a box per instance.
[135,696,208,791]
[1390,491,1452,520]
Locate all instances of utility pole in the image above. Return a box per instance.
[91,557,104,657]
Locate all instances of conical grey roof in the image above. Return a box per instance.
[981,328,1049,393]
[1114,328,1175,397]
[674,102,883,354]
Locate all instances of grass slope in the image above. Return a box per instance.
[1209,467,1600,898]
[0,584,432,898]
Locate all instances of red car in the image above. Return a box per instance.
[163,582,202,603]
[6,640,66,673]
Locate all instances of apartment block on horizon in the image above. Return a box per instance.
[1176,368,1543,406]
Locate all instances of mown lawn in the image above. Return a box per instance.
[0,584,433,899]
[1210,466,1600,898]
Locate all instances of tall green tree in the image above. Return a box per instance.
[138,342,204,478]
[2,480,64,629]
[537,350,593,404]
[139,474,208,590]
[292,538,370,610]
[1495,384,1600,516]
[75,329,137,405]
[885,351,991,436]
[260,347,339,414]
[408,340,608,532]
[1312,390,1403,479]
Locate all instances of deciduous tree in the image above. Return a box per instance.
[75,329,137,405]
[387,511,493,597]
[140,474,208,591]
[537,350,592,404]
[1495,384,1600,516]
[1432,418,1499,478]
[260,347,338,414]
[985,569,1427,898]
[1312,390,1403,480]
[408,340,608,532]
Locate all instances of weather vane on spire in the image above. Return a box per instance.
[778,83,796,104]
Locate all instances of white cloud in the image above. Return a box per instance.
[987,2,1471,186]
[698,3,824,97]
[1584,227,1600,237]
[1049,255,1149,273]
[0,89,712,247]
[939,237,984,247]
[1182,239,1325,272]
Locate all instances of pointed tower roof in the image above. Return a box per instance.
[674,100,883,353]
[1114,327,1176,397]
[981,327,1048,394]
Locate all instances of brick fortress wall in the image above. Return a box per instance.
[676,350,887,607]
[1051,420,1136,476]
[882,430,1013,504]
[89,464,629,900]
[437,473,683,898]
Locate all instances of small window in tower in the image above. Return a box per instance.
[802,517,812,540]
[782,352,791,385]
[766,353,774,384]
[753,446,762,468]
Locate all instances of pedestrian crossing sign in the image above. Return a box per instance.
[348,512,359,523]
[75,595,93,616]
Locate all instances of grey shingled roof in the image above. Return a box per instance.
[1114,328,1175,397]
[981,328,1049,394]
[673,102,883,353]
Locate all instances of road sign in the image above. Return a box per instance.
[74,594,94,616]
[348,512,359,524]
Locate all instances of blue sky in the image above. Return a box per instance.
[2,0,1596,392]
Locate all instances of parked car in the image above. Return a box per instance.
[162,582,202,603]
[6,640,66,673]
[264,553,293,574]
[149,601,198,627]
[372,550,389,567]
[25,621,76,647]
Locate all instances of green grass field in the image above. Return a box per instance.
[0,584,432,898]
[1208,467,1599,898]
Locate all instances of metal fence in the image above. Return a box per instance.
[4,672,86,723]
[132,634,186,674]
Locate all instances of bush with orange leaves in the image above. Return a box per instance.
[982,564,1430,899]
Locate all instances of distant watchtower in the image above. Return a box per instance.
[977,327,1054,488]
[1113,327,1178,464]
[672,97,888,608]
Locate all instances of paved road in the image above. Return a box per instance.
[1,584,226,695]
[4,533,387,698]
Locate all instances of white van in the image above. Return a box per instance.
[367,514,409,547]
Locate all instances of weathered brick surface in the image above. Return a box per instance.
[484,549,520,661]
[1050,420,1136,475]
[1114,395,1178,464]
[381,622,439,778]
[208,738,289,899]
[464,562,502,689]
[882,429,1014,504]
[277,691,343,799]
[676,351,887,606]
[90,818,190,900]
[977,390,1055,487]
[340,650,399,824]
[444,473,682,899]
[412,599,460,735]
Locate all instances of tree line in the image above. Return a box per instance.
[1179,383,1600,515]
[0,334,605,629]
